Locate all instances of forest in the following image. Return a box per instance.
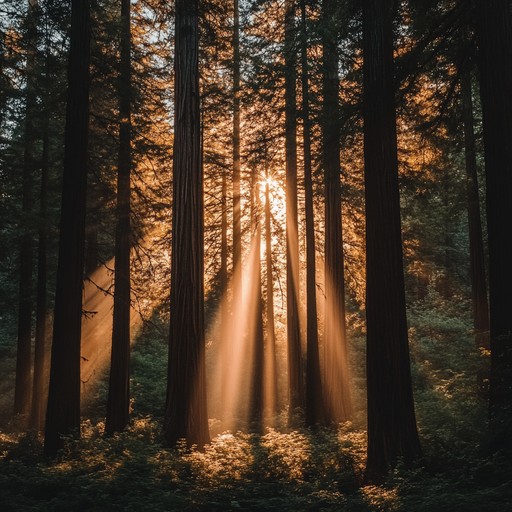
[0,0,511,510]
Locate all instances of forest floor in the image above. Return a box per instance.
[0,309,511,511]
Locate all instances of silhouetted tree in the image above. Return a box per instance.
[232,0,242,306]
[29,31,51,430]
[14,0,39,418]
[460,64,489,347]
[249,173,264,430]
[321,0,351,424]
[106,0,132,436]
[301,0,323,428]
[284,0,304,424]
[44,0,91,457]
[476,0,512,452]
[163,0,210,448]
[363,0,422,482]
[264,162,278,419]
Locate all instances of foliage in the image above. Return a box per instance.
[1,313,511,511]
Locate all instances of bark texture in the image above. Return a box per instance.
[164,0,209,448]
[363,0,421,482]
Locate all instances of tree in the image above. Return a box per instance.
[362,0,422,482]
[29,22,51,430]
[321,0,351,424]
[232,0,242,306]
[460,63,489,347]
[163,0,210,448]
[476,0,512,452]
[14,0,39,418]
[249,172,264,430]
[264,157,278,419]
[301,0,323,428]
[44,0,91,457]
[105,0,132,436]
[284,0,304,423]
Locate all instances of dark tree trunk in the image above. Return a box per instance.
[284,0,304,424]
[321,0,351,424]
[220,162,228,305]
[460,67,489,347]
[476,0,512,452]
[0,31,5,128]
[264,164,278,419]
[163,0,209,448]
[14,0,39,417]
[362,0,421,483]
[29,76,49,431]
[301,0,323,428]
[249,175,264,430]
[232,0,242,304]
[44,0,91,457]
[106,0,132,436]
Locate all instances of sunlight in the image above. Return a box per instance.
[207,233,282,432]
[317,256,353,421]
[80,229,164,403]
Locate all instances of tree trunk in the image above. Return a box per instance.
[321,0,351,424]
[220,162,228,307]
[44,0,91,457]
[106,0,132,436]
[29,59,49,430]
[476,0,512,453]
[232,0,242,305]
[460,67,489,348]
[264,164,278,420]
[363,0,421,482]
[163,0,209,448]
[301,0,323,428]
[284,0,304,424]
[14,0,39,418]
[249,174,264,431]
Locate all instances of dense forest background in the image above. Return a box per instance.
[0,0,511,510]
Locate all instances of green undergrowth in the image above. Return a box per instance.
[1,306,511,510]
[0,419,510,511]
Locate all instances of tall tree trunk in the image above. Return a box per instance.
[106,0,132,436]
[14,0,39,417]
[232,0,242,304]
[284,0,304,424]
[164,0,209,448]
[29,55,49,430]
[301,0,323,428]
[476,0,512,452]
[264,164,278,419]
[220,163,228,305]
[44,0,91,457]
[321,0,351,424]
[460,67,489,348]
[362,0,421,483]
[249,174,264,430]
[0,31,6,129]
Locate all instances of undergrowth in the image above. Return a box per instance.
[0,301,511,511]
